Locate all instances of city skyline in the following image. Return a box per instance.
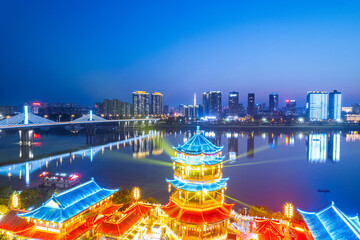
[1,1,360,106]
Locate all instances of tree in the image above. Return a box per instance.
[0,234,8,240]
[112,188,133,206]
[142,197,158,204]
[0,205,9,215]
[272,211,283,220]
[20,189,40,209]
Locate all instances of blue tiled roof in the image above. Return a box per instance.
[19,179,118,223]
[173,127,223,155]
[298,202,360,240]
[166,177,228,192]
[171,156,224,166]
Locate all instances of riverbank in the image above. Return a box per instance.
[152,123,360,132]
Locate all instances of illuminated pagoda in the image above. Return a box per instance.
[0,178,120,240]
[161,126,233,240]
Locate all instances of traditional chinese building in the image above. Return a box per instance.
[161,126,233,239]
[298,202,360,240]
[0,178,120,240]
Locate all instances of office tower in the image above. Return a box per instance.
[184,104,204,119]
[228,91,239,117]
[306,91,328,120]
[163,105,169,115]
[329,90,342,120]
[203,91,222,118]
[178,104,185,116]
[238,103,245,117]
[285,100,297,116]
[151,92,163,116]
[269,92,279,113]
[247,93,255,116]
[132,91,149,117]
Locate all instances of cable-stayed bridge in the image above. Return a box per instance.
[0,106,159,130]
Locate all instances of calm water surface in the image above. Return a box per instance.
[0,128,359,215]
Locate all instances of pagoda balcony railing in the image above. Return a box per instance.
[173,197,223,209]
[174,172,222,181]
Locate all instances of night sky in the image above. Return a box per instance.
[1,0,360,107]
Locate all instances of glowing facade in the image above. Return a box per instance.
[161,126,233,239]
[306,91,328,120]
[298,202,360,240]
[329,90,342,120]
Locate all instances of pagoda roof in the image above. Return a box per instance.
[161,199,233,224]
[172,156,224,166]
[167,177,228,192]
[0,209,34,233]
[298,202,360,240]
[254,218,284,240]
[19,178,118,223]
[173,127,223,155]
[96,202,151,237]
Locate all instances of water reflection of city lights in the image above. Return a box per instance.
[346,131,360,142]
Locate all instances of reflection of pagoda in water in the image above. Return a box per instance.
[161,126,233,239]
[307,133,341,163]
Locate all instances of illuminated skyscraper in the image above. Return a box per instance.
[133,91,149,117]
[203,91,222,118]
[247,93,255,116]
[285,100,296,116]
[328,90,342,120]
[151,92,163,116]
[269,92,279,113]
[228,91,239,117]
[306,91,328,120]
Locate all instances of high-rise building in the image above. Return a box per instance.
[133,91,149,117]
[247,93,255,116]
[306,91,328,120]
[151,92,163,116]
[228,91,239,117]
[269,93,279,113]
[285,100,296,116]
[203,91,222,118]
[163,105,169,115]
[184,104,203,119]
[329,90,342,120]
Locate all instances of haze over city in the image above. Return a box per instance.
[1,0,360,106]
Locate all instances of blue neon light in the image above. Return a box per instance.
[167,177,229,192]
[298,202,360,240]
[19,179,118,223]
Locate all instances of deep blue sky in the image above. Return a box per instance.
[1,0,360,107]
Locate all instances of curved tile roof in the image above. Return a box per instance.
[173,127,223,155]
[298,202,360,240]
[171,156,224,166]
[162,200,233,224]
[166,177,228,192]
[19,179,118,223]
